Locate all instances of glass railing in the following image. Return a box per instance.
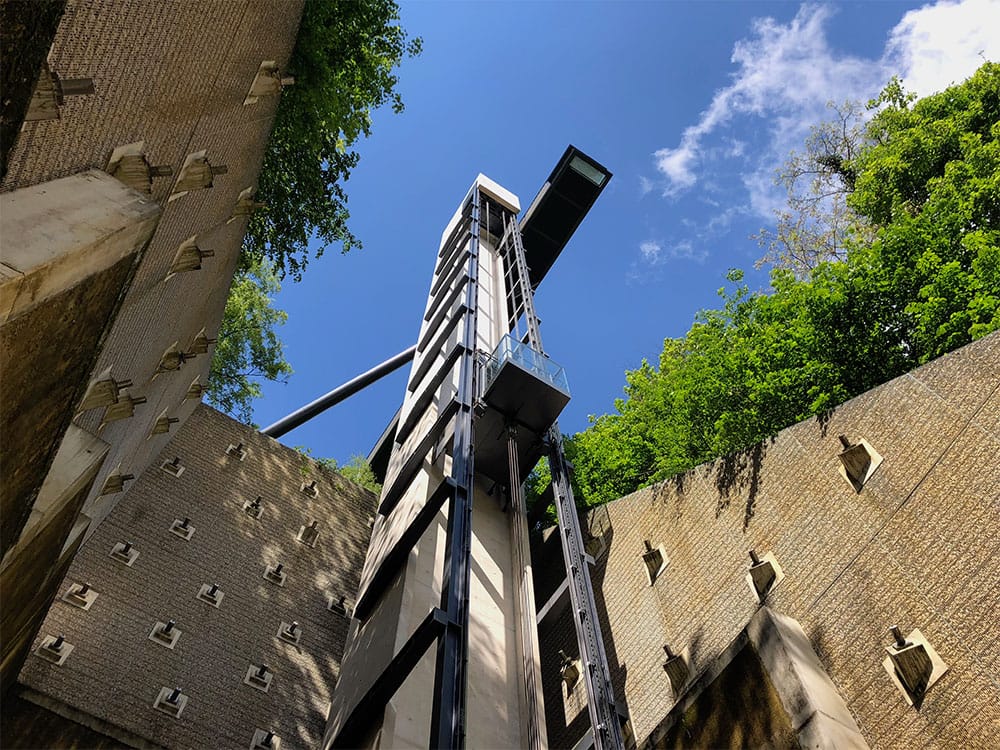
[482,335,570,397]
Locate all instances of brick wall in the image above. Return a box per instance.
[1,0,305,538]
[538,331,1000,749]
[1,0,304,701]
[18,405,376,750]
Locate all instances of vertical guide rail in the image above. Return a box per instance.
[499,210,547,749]
[503,214,625,750]
[430,188,481,749]
[545,430,623,750]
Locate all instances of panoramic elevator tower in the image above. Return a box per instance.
[324,148,619,750]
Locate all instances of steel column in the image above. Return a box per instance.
[429,188,481,749]
[507,423,544,750]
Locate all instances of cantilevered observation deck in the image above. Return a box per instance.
[519,147,611,286]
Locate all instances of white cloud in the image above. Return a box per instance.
[629,238,709,283]
[669,240,708,262]
[889,0,1000,96]
[653,142,699,195]
[653,4,871,197]
[651,0,999,207]
[723,139,746,158]
[638,175,654,196]
[705,205,749,235]
[741,169,786,219]
[635,239,707,269]
[639,240,663,264]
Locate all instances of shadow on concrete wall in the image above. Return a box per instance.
[588,523,629,731]
[815,406,838,438]
[646,643,800,750]
[649,467,698,524]
[0,1,66,179]
[712,438,770,531]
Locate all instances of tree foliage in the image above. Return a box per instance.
[206,261,292,424]
[243,0,421,280]
[295,449,383,495]
[565,63,1000,508]
[522,438,588,526]
[755,101,875,275]
[337,454,383,495]
[209,1,419,421]
[849,66,1000,360]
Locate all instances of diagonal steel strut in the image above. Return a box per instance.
[261,345,416,438]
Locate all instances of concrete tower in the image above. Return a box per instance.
[324,149,619,749]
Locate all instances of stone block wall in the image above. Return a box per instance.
[1,0,302,693]
[17,405,376,749]
[537,332,1000,749]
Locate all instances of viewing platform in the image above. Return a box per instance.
[475,335,570,485]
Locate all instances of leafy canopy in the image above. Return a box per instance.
[209,1,420,422]
[206,261,292,424]
[294,448,383,496]
[243,0,421,280]
[337,455,383,495]
[558,63,1000,509]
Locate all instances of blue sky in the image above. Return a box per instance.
[253,0,999,464]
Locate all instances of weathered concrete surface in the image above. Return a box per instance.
[2,424,108,575]
[0,254,134,559]
[647,642,799,750]
[0,424,105,695]
[749,608,868,750]
[0,176,160,704]
[0,1,67,179]
[1,0,306,550]
[1,3,304,718]
[0,170,159,324]
[17,406,376,750]
[0,689,125,749]
[0,170,157,557]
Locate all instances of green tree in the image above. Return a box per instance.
[848,63,1000,361]
[522,436,589,527]
[566,64,1000,509]
[337,454,383,495]
[244,0,421,280]
[566,270,846,506]
[293,448,382,495]
[206,261,292,424]
[755,101,875,275]
[210,1,420,419]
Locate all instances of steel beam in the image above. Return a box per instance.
[261,346,416,438]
